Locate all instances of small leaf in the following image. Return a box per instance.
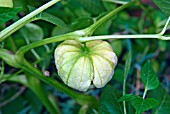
[124,50,132,79]
[28,6,68,28]
[0,7,20,25]
[153,0,170,16]
[20,23,44,42]
[148,85,170,114]
[0,0,13,8]
[141,61,159,91]
[118,94,133,102]
[130,96,159,114]
[99,85,123,114]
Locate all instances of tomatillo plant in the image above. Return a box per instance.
[0,0,170,114]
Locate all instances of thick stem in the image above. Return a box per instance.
[0,0,60,42]
[16,32,79,57]
[19,58,99,107]
[83,1,135,35]
[26,73,61,114]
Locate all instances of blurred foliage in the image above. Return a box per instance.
[0,0,170,114]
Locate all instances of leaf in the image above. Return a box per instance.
[0,7,20,25]
[52,26,71,36]
[141,61,160,91]
[20,23,44,42]
[28,6,68,28]
[124,50,132,79]
[110,40,123,57]
[75,0,105,15]
[99,85,123,114]
[130,96,159,114]
[70,17,93,30]
[118,94,133,102]
[148,85,170,114]
[0,0,13,7]
[119,94,159,113]
[153,0,170,16]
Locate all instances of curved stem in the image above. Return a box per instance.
[19,58,99,107]
[16,32,79,57]
[0,0,60,42]
[83,0,135,35]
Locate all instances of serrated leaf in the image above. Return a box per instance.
[130,96,159,114]
[141,61,159,91]
[0,7,20,25]
[124,50,132,79]
[28,6,68,28]
[0,0,13,8]
[148,85,170,114]
[153,0,170,16]
[99,85,123,114]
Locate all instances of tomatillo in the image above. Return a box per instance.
[54,40,117,91]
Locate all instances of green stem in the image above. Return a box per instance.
[123,78,127,114]
[0,0,60,42]
[0,49,20,68]
[16,32,79,57]
[143,88,147,99]
[102,0,128,4]
[25,72,61,114]
[83,0,135,35]
[159,16,170,35]
[78,34,170,42]
[15,1,135,56]
[17,58,99,107]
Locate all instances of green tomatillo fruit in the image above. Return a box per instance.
[54,40,118,91]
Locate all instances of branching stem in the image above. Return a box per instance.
[0,0,60,42]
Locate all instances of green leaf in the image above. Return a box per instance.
[0,7,20,25]
[70,17,93,30]
[0,0,13,7]
[130,96,159,114]
[28,6,68,28]
[110,40,123,57]
[75,0,105,15]
[20,23,44,42]
[124,50,132,79]
[52,26,71,36]
[148,85,170,114]
[141,61,159,91]
[153,0,170,16]
[118,94,133,102]
[99,85,123,114]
